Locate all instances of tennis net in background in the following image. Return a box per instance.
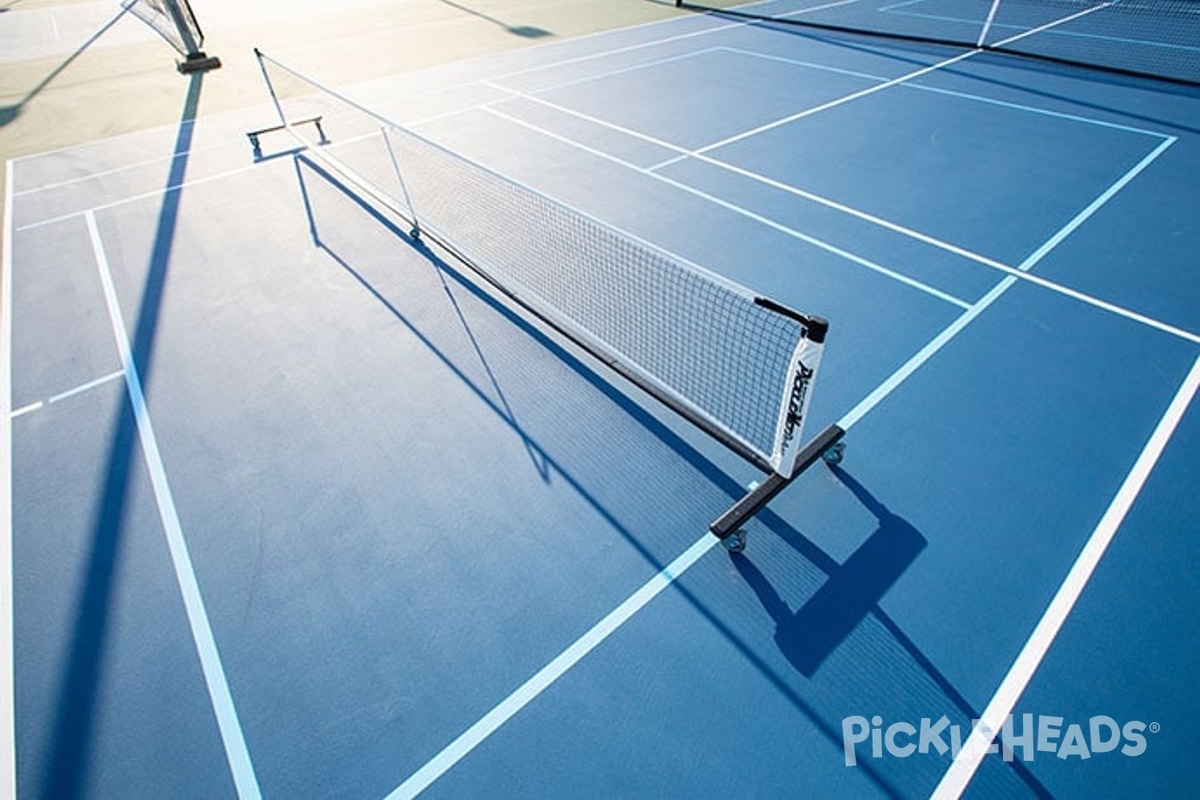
[124,0,206,57]
[253,51,832,481]
[677,0,1200,86]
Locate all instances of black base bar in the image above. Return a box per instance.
[710,423,845,546]
[176,51,222,74]
[178,51,221,74]
[246,116,327,158]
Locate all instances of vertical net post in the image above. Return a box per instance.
[380,127,422,240]
[166,0,219,72]
[254,48,286,125]
[709,313,843,551]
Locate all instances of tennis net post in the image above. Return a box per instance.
[709,309,844,553]
[125,0,220,72]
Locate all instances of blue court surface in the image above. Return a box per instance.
[4,3,1200,798]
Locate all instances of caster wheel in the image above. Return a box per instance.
[823,442,845,466]
[722,530,747,553]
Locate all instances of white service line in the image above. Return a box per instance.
[85,211,262,799]
[2,158,18,800]
[931,351,1200,800]
[16,163,261,232]
[10,370,127,418]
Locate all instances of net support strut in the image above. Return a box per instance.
[709,422,844,544]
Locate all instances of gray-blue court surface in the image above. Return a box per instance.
[5,1,1200,797]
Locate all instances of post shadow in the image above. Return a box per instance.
[41,71,203,799]
[737,470,1052,797]
[290,152,554,481]
[437,0,551,38]
[734,466,926,678]
[0,4,133,128]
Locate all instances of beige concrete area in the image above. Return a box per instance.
[1,0,684,247]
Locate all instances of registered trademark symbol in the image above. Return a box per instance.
[1149,722,1161,734]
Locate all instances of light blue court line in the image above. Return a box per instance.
[383,73,1183,799]
[743,0,867,20]
[48,370,125,405]
[710,46,897,83]
[896,81,1173,139]
[8,371,125,420]
[2,159,19,800]
[8,402,41,420]
[84,211,262,799]
[481,8,746,85]
[932,351,1200,800]
[386,533,719,800]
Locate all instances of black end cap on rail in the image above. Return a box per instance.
[803,315,829,344]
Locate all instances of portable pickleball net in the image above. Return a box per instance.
[249,49,846,551]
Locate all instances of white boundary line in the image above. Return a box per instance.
[85,211,262,799]
[931,351,1200,800]
[9,402,41,420]
[2,159,18,800]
